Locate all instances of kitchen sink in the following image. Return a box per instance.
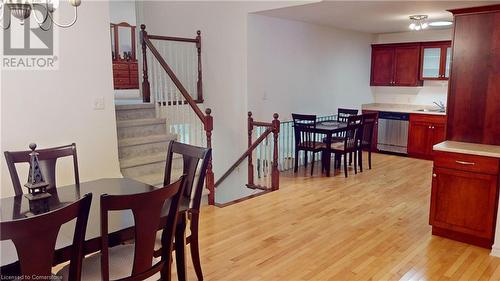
[416,108,445,113]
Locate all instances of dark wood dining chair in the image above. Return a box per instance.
[337,108,359,123]
[160,141,212,281]
[4,143,79,196]
[57,177,186,281]
[358,113,377,171]
[292,114,325,176]
[0,193,92,280]
[331,115,363,178]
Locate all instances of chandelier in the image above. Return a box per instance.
[0,0,81,30]
[408,15,428,31]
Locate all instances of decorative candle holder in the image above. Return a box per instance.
[24,143,51,205]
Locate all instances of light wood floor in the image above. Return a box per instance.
[179,153,500,280]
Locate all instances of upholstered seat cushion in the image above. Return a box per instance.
[56,244,160,281]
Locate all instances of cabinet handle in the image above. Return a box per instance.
[455,160,475,165]
[432,173,437,178]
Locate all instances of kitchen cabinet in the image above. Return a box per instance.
[361,110,378,152]
[430,151,500,248]
[408,114,446,159]
[370,43,423,87]
[420,41,452,80]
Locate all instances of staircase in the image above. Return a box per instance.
[115,103,181,186]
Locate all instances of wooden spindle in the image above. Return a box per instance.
[140,24,151,103]
[248,112,254,187]
[204,108,215,205]
[196,30,203,102]
[272,113,280,191]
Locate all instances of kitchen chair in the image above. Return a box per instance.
[331,115,363,178]
[0,194,92,280]
[292,114,325,176]
[4,143,79,196]
[337,108,359,123]
[157,141,212,281]
[57,177,186,281]
[359,113,377,171]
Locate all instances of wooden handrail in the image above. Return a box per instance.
[252,121,273,127]
[214,127,273,188]
[147,34,199,43]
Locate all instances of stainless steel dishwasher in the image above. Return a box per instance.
[377,112,409,154]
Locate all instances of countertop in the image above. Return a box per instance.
[433,141,500,158]
[362,103,446,116]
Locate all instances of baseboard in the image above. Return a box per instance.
[491,245,500,257]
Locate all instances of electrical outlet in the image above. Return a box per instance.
[93,97,105,110]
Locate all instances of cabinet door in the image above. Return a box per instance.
[421,47,442,79]
[430,123,446,157]
[408,121,431,157]
[429,167,498,239]
[444,47,452,79]
[394,45,422,86]
[370,47,394,86]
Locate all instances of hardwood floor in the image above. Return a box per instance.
[178,153,500,280]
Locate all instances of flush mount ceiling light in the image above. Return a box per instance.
[429,21,453,27]
[0,0,81,30]
[409,15,429,31]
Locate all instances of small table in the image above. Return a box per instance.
[0,178,189,276]
[311,121,349,176]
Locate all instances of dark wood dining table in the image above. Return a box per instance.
[310,120,349,176]
[0,178,189,277]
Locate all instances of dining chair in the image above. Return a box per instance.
[292,114,325,176]
[4,143,79,196]
[331,115,363,178]
[358,113,377,171]
[57,177,186,281]
[158,141,212,281]
[0,194,92,280]
[337,108,359,123]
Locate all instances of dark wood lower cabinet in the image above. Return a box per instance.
[408,114,446,160]
[430,151,500,248]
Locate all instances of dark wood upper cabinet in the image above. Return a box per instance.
[370,43,423,87]
[446,5,500,145]
[420,41,452,80]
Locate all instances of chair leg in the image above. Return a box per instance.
[368,150,372,170]
[354,151,358,174]
[175,213,188,281]
[343,154,348,178]
[359,150,363,173]
[294,150,299,173]
[349,152,352,166]
[190,213,204,281]
[311,152,315,176]
[304,152,308,168]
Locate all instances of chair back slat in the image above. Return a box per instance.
[337,108,359,123]
[343,115,364,151]
[163,141,212,212]
[0,194,92,280]
[292,114,317,148]
[4,143,79,196]
[99,177,186,281]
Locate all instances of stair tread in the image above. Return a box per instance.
[115,103,156,111]
[120,154,166,169]
[117,118,166,128]
[118,134,177,147]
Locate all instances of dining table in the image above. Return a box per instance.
[0,177,189,279]
[309,120,349,177]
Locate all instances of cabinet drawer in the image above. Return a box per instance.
[410,113,446,124]
[434,151,500,175]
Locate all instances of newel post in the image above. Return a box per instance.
[204,108,215,205]
[271,113,280,191]
[196,30,203,102]
[140,24,151,103]
[247,112,254,187]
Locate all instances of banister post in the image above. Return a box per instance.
[140,24,151,103]
[247,112,254,187]
[271,113,280,191]
[196,30,203,102]
[204,108,215,205]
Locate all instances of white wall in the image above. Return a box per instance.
[248,14,375,121]
[0,1,122,197]
[371,29,453,106]
[142,1,311,204]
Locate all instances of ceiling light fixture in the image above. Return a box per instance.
[409,15,428,31]
[429,21,453,27]
[0,0,81,30]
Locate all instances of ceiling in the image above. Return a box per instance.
[256,1,500,34]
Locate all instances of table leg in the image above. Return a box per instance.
[175,212,187,281]
[325,133,332,177]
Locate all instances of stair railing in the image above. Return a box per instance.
[140,24,214,205]
[215,112,280,192]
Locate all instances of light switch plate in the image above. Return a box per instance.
[93,97,105,110]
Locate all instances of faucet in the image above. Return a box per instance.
[433,101,446,111]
